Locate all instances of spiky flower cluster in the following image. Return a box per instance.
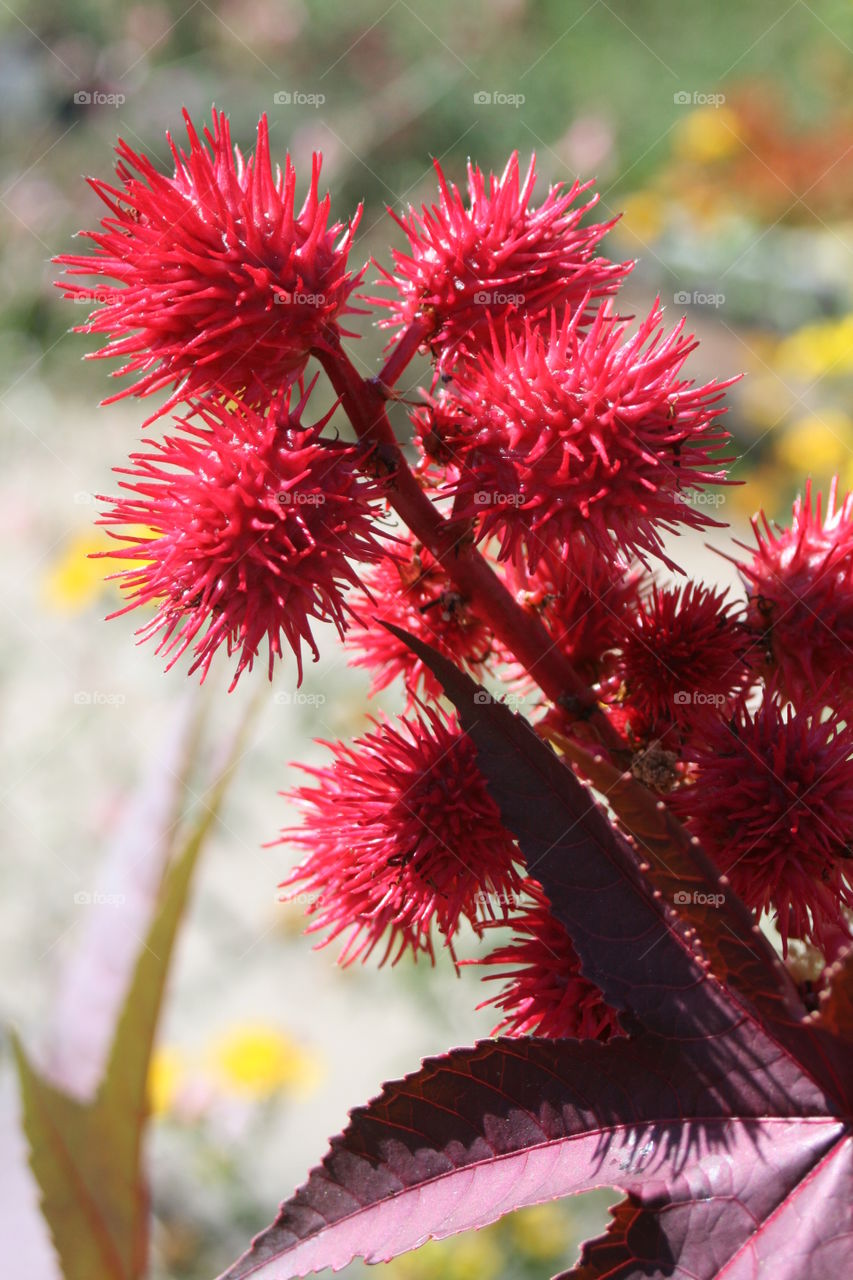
[345,534,495,701]
[674,693,853,952]
[736,478,853,708]
[60,112,851,1042]
[475,881,621,1040]
[506,550,641,685]
[616,581,752,752]
[431,304,733,569]
[100,384,382,688]
[279,708,524,964]
[373,153,628,374]
[58,111,364,421]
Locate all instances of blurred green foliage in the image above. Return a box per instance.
[5,0,853,391]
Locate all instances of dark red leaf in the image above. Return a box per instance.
[388,626,848,1101]
[218,1029,845,1279]
[551,730,841,1088]
[217,635,853,1279]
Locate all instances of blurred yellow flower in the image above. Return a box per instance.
[509,1202,570,1260]
[42,525,157,614]
[737,369,796,430]
[208,1024,323,1100]
[389,1232,503,1280]
[775,410,853,476]
[41,531,112,613]
[728,463,787,521]
[775,314,853,381]
[672,106,740,164]
[148,1045,187,1117]
[617,190,666,246]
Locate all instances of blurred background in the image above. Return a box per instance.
[3,1,853,1277]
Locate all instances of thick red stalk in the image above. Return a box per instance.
[316,331,625,754]
[374,316,432,391]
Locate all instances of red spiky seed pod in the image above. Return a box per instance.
[278,707,525,965]
[475,881,622,1039]
[372,152,628,375]
[672,692,853,955]
[506,547,643,685]
[617,581,753,751]
[56,110,364,421]
[438,301,734,571]
[345,534,495,702]
[735,477,853,709]
[98,381,383,689]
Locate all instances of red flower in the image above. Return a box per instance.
[345,535,495,701]
[279,708,524,965]
[672,693,853,954]
[735,477,853,708]
[435,301,734,570]
[98,381,382,689]
[56,110,364,421]
[373,152,627,374]
[617,581,752,750]
[476,881,621,1039]
[506,548,642,685]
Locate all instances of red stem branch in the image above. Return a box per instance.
[317,333,625,755]
[375,317,431,391]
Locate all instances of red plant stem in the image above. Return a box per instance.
[375,317,431,391]
[317,333,625,755]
